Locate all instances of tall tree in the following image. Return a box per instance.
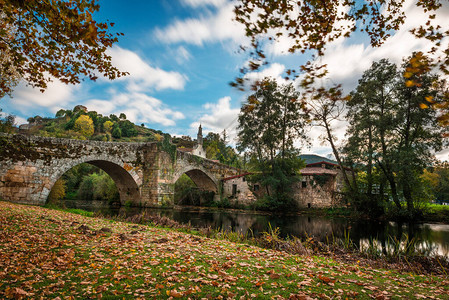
[344,57,448,216]
[0,0,127,96]
[74,115,94,137]
[305,86,356,193]
[344,59,401,208]
[394,54,446,212]
[237,78,308,209]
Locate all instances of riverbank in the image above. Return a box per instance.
[1,201,448,299]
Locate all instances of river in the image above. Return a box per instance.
[63,199,449,258]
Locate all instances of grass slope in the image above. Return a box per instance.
[0,201,448,299]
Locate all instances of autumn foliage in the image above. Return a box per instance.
[0,0,127,96]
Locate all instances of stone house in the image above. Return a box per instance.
[293,154,349,208]
[248,154,349,209]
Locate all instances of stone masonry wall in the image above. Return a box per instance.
[0,134,157,206]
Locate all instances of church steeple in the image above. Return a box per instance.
[197,124,203,146]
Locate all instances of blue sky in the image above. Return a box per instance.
[2,0,449,160]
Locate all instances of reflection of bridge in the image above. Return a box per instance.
[0,134,249,207]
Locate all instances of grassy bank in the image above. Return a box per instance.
[423,204,449,223]
[0,201,448,299]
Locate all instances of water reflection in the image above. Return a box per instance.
[63,199,449,257]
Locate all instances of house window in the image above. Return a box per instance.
[243,177,246,182]
[302,181,307,188]
[232,184,237,196]
[253,184,260,191]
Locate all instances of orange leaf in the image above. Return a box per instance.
[405,80,415,87]
[419,103,429,109]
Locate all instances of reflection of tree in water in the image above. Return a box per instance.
[82,203,449,257]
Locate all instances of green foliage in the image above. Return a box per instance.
[77,172,119,202]
[119,120,138,137]
[344,58,447,218]
[0,110,16,133]
[174,174,197,204]
[159,134,176,162]
[111,126,122,139]
[238,78,308,211]
[203,131,240,167]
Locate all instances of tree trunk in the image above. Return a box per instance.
[323,117,354,192]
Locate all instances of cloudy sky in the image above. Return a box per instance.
[2,0,449,160]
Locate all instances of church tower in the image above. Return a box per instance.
[192,124,206,158]
[197,124,203,146]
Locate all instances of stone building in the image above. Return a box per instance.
[248,154,349,209]
[293,154,348,208]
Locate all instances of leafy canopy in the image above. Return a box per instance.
[233,0,449,124]
[0,0,127,96]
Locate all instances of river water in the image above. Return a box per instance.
[63,199,449,258]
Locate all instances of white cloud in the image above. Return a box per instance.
[107,46,188,92]
[174,46,192,64]
[154,3,246,46]
[181,0,226,7]
[319,0,449,92]
[190,96,240,141]
[85,92,185,127]
[243,63,287,86]
[7,77,77,114]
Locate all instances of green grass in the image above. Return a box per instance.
[423,203,449,222]
[1,201,448,299]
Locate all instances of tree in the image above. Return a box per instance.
[103,120,113,133]
[233,0,449,124]
[344,57,448,216]
[394,54,446,213]
[111,126,122,139]
[0,12,20,98]
[0,109,15,133]
[74,115,94,137]
[48,178,66,205]
[0,0,127,96]
[305,86,357,194]
[344,59,401,210]
[237,78,308,210]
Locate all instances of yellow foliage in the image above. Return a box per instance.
[74,115,94,137]
[48,178,66,204]
[403,72,413,78]
[103,120,113,133]
[154,133,162,141]
[425,95,434,103]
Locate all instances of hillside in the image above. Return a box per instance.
[16,105,168,143]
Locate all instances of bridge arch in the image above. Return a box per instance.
[173,166,218,193]
[46,156,141,205]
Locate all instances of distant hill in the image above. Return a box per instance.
[299,154,337,165]
[15,105,171,143]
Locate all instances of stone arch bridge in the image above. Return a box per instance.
[0,134,250,207]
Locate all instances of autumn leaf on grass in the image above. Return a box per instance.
[317,274,335,285]
[4,287,34,299]
[167,289,183,298]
